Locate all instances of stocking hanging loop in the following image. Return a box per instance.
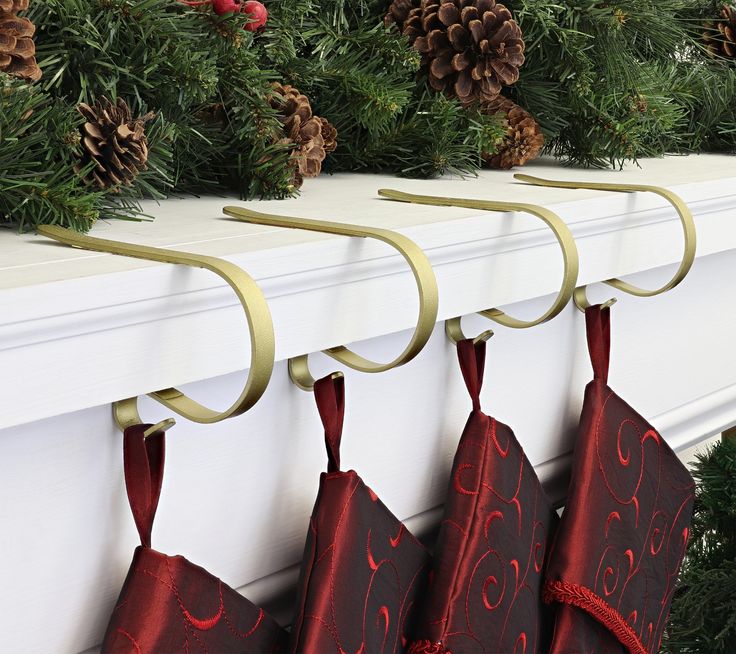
[37,226,276,428]
[515,175,697,312]
[378,189,579,338]
[223,206,439,391]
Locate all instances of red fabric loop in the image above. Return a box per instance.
[123,425,166,548]
[456,338,486,411]
[314,374,346,473]
[585,304,611,383]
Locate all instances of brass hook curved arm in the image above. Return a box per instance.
[377,189,579,342]
[37,226,275,428]
[222,206,439,391]
[514,174,697,311]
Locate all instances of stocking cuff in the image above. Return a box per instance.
[543,580,647,654]
[408,640,450,654]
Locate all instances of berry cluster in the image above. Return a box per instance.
[179,0,268,31]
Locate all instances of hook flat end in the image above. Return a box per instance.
[377,189,408,203]
[144,418,176,438]
[474,329,495,345]
[601,297,618,310]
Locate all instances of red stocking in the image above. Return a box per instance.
[101,425,288,653]
[409,338,559,654]
[544,305,695,654]
[289,374,431,653]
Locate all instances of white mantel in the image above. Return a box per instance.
[1,155,736,653]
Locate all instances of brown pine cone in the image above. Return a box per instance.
[703,5,736,58]
[319,117,338,154]
[482,97,543,169]
[403,0,524,106]
[76,97,155,190]
[0,1,29,12]
[0,0,41,82]
[384,0,419,31]
[269,82,337,187]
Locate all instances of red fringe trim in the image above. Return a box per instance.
[543,580,647,654]
[407,640,449,654]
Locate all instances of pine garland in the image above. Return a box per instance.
[661,434,736,653]
[1,0,735,232]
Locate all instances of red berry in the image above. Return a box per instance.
[212,0,240,15]
[242,0,268,31]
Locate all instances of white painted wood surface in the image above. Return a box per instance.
[1,155,735,653]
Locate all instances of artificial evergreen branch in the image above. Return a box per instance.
[2,0,735,232]
[661,435,736,653]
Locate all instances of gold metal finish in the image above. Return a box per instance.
[723,426,736,446]
[445,317,493,345]
[378,188,579,341]
[223,206,439,391]
[37,225,275,427]
[143,418,176,438]
[515,174,697,311]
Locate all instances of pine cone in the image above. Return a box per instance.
[384,0,419,31]
[403,0,524,106]
[703,5,736,59]
[0,1,29,13]
[482,97,543,169]
[319,117,338,154]
[269,82,337,188]
[76,97,154,190]
[0,0,41,82]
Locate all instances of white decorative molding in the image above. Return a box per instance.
[1,156,736,430]
[2,156,736,653]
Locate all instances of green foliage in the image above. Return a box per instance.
[2,0,735,231]
[662,436,736,654]
[0,74,101,231]
[508,0,736,167]
[269,0,499,177]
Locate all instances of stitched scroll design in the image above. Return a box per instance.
[289,471,431,654]
[545,383,694,654]
[101,547,288,653]
[415,412,558,654]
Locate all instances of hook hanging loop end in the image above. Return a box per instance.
[445,317,494,345]
[515,174,697,313]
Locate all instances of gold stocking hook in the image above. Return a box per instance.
[222,206,439,391]
[377,189,579,343]
[37,226,275,430]
[515,174,697,311]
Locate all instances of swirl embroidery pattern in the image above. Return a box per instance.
[409,339,559,654]
[102,425,288,653]
[544,306,694,654]
[289,471,431,654]
[102,548,288,653]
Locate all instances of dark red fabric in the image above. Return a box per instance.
[409,339,559,654]
[101,424,288,653]
[544,305,695,654]
[289,374,431,654]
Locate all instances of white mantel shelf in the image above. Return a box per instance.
[1,155,736,430]
[3,154,736,654]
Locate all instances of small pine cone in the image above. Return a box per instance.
[703,5,736,58]
[384,0,419,31]
[319,117,338,153]
[269,82,337,187]
[404,0,524,106]
[76,97,154,190]
[0,1,29,13]
[0,0,41,82]
[482,97,543,169]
